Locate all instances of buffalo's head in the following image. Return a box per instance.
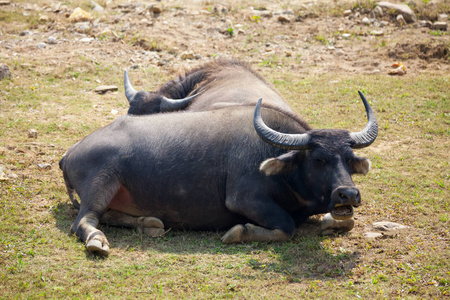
[254,92,378,220]
[124,70,198,115]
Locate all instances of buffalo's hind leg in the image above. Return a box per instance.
[101,210,165,237]
[70,177,120,256]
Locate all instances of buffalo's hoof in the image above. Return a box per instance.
[321,213,354,235]
[86,238,110,256]
[139,216,164,229]
[137,216,165,237]
[221,224,245,243]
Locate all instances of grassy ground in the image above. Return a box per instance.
[1,0,449,299]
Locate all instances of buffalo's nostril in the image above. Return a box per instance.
[337,187,360,205]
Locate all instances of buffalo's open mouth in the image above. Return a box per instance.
[331,205,354,220]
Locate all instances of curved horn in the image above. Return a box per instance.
[160,91,201,112]
[350,91,378,148]
[124,70,138,103]
[254,98,310,150]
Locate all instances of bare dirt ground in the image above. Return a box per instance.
[1,0,448,83]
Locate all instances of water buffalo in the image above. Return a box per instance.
[60,92,377,256]
[124,59,293,115]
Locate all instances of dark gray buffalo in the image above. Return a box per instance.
[60,92,377,256]
[124,59,293,115]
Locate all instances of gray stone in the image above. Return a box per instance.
[379,21,389,27]
[373,6,384,18]
[419,20,433,28]
[37,163,51,170]
[19,30,32,36]
[37,42,47,49]
[180,52,195,60]
[372,221,407,231]
[438,14,448,22]
[47,36,57,44]
[278,15,290,23]
[371,30,384,36]
[28,129,38,138]
[396,14,406,26]
[151,4,163,14]
[362,17,371,25]
[377,1,416,23]
[432,22,447,31]
[364,232,382,238]
[0,64,12,80]
[343,10,352,17]
[91,0,104,12]
[80,37,94,43]
[94,85,118,94]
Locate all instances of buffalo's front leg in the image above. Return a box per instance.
[222,186,296,243]
[101,210,165,237]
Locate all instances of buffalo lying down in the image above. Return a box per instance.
[60,93,377,256]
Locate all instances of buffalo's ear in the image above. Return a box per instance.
[351,156,371,175]
[260,151,301,176]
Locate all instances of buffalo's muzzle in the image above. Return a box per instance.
[330,186,362,220]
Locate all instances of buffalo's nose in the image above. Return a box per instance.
[337,187,361,206]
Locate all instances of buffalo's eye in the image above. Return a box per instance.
[314,158,326,167]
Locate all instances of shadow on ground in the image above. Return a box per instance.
[53,201,359,279]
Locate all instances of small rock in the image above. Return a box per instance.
[0,64,12,80]
[396,14,406,26]
[377,1,417,23]
[342,33,352,39]
[68,7,93,22]
[91,0,104,12]
[110,109,118,115]
[362,17,371,25]
[371,30,384,36]
[372,221,407,231]
[151,4,163,14]
[8,172,18,179]
[0,1,11,6]
[79,37,94,43]
[419,20,432,28]
[438,14,448,22]
[343,10,352,17]
[37,163,52,170]
[252,10,273,18]
[94,85,118,94]
[28,129,38,138]
[19,30,32,36]
[180,52,195,60]
[373,6,384,18]
[38,14,50,23]
[0,172,8,181]
[432,21,447,31]
[379,20,389,27]
[47,36,57,44]
[364,232,382,238]
[37,42,47,49]
[278,15,290,23]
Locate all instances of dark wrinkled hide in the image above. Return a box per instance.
[61,105,370,236]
